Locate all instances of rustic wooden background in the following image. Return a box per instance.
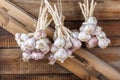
[0,0,120,80]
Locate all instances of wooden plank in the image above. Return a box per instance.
[75,48,120,80]
[0,49,98,80]
[0,74,81,80]
[10,0,120,20]
[0,9,29,34]
[0,49,70,74]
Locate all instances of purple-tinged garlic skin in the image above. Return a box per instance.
[98,39,109,49]
[22,51,32,61]
[87,37,98,48]
[48,54,56,65]
[66,49,74,58]
[54,48,68,63]
[78,31,91,42]
[31,51,45,60]
[34,30,47,39]
[71,38,82,49]
[54,37,65,48]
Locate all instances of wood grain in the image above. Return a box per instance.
[10,0,120,20]
[0,74,81,80]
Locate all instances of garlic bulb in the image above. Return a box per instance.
[93,26,102,35]
[15,33,21,40]
[54,37,65,48]
[70,38,82,49]
[66,49,74,58]
[35,39,48,49]
[48,54,56,65]
[44,38,51,44]
[87,17,97,25]
[83,24,96,34]
[22,51,32,62]
[71,31,79,39]
[87,37,98,48]
[40,45,50,54]
[23,38,36,50]
[96,31,106,39]
[50,45,58,53]
[34,30,47,39]
[54,48,68,63]
[98,39,109,49]
[20,34,29,42]
[64,37,72,49]
[31,51,45,60]
[78,31,91,42]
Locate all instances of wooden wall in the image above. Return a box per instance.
[0,0,120,80]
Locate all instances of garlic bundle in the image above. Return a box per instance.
[15,1,52,62]
[78,0,110,48]
[45,0,82,64]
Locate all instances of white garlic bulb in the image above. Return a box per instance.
[54,48,68,63]
[71,38,82,49]
[87,37,98,48]
[23,38,36,50]
[64,38,72,49]
[22,51,32,61]
[87,17,97,25]
[40,45,50,54]
[20,34,29,42]
[83,24,96,34]
[93,26,102,35]
[50,45,58,53]
[78,31,91,42]
[15,33,21,40]
[31,51,45,60]
[96,31,106,39]
[54,37,65,48]
[71,31,79,39]
[66,49,74,58]
[35,39,47,49]
[48,54,56,65]
[98,39,109,49]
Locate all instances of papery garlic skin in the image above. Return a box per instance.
[20,34,29,42]
[78,31,91,42]
[54,37,65,48]
[96,31,106,39]
[83,24,96,34]
[23,38,36,51]
[48,54,56,65]
[35,39,48,49]
[93,26,102,35]
[54,48,68,63]
[50,45,58,53]
[87,17,97,25]
[15,33,21,40]
[87,37,98,48]
[31,51,45,60]
[22,51,32,61]
[40,45,50,54]
[71,31,79,39]
[34,30,47,39]
[64,38,72,49]
[70,38,82,49]
[98,39,109,49]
